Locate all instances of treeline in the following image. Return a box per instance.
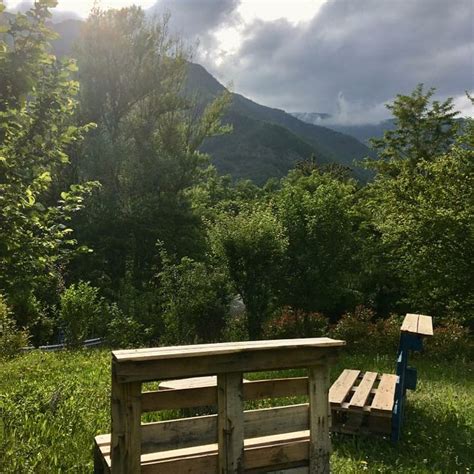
[1,2,472,352]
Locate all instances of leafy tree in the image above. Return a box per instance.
[275,169,358,318]
[210,206,288,339]
[158,250,232,344]
[363,88,473,321]
[73,7,231,290]
[0,1,96,328]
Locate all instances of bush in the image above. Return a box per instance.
[263,307,329,339]
[105,304,147,349]
[426,320,472,360]
[59,282,104,348]
[159,256,232,345]
[330,305,375,350]
[0,294,29,358]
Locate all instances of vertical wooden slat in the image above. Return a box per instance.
[308,364,331,474]
[111,359,142,474]
[217,372,244,473]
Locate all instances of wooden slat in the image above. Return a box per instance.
[348,372,378,409]
[141,377,309,412]
[329,369,360,405]
[115,347,340,383]
[114,338,345,362]
[308,365,330,474]
[371,374,398,413]
[401,313,433,336]
[96,431,311,472]
[110,361,141,474]
[140,404,310,452]
[160,376,219,389]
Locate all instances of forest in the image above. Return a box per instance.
[1,1,473,356]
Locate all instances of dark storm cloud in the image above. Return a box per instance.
[212,0,473,122]
[151,0,241,49]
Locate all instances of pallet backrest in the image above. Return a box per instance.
[109,338,345,473]
[392,313,433,441]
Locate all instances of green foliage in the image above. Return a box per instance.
[263,307,329,339]
[0,1,97,327]
[105,303,145,349]
[0,294,29,358]
[425,319,473,361]
[210,206,288,339]
[275,169,359,314]
[59,282,103,347]
[363,90,473,321]
[158,251,232,344]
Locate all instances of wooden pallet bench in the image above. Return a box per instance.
[329,313,433,440]
[94,338,345,473]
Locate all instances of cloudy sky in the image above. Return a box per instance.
[6,0,473,123]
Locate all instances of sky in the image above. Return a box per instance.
[5,0,474,124]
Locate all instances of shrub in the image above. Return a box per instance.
[0,294,29,358]
[105,304,146,349]
[330,305,375,350]
[59,282,104,348]
[263,307,329,339]
[426,320,472,360]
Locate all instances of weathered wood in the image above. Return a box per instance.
[401,314,433,336]
[217,372,244,473]
[349,371,377,409]
[328,369,360,405]
[142,377,309,412]
[371,374,398,413]
[110,360,141,474]
[308,365,331,474]
[115,347,341,383]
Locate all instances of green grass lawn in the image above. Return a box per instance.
[0,349,472,473]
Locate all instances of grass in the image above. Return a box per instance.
[0,349,472,473]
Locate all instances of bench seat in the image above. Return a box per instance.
[329,369,398,434]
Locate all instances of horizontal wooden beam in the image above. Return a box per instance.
[141,377,309,412]
[140,404,310,453]
[115,347,340,383]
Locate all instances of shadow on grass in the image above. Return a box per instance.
[332,402,473,472]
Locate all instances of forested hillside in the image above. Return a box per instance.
[1,3,472,355]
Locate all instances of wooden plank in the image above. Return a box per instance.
[140,404,310,453]
[115,347,340,383]
[114,338,345,362]
[417,314,434,336]
[110,360,141,474]
[160,376,219,389]
[348,372,378,409]
[371,374,398,413]
[308,364,331,474]
[329,369,360,405]
[139,437,310,474]
[142,377,309,412]
[401,313,433,336]
[217,372,244,473]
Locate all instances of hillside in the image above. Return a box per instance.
[46,19,373,183]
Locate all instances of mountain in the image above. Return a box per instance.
[44,19,374,183]
[189,64,374,182]
[291,112,396,145]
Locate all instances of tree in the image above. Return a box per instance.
[0,1,96,327]
[210,206,288,339]
[363,88,473,321]
[275,169,358,317]
[73,6,231,290]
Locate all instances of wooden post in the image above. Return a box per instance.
[111,359,142,474]
[217,372,244,473]
[308,363,331,474]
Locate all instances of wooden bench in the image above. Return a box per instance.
[329,313,433,441]
[94,338,345,473]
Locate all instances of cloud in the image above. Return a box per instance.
[6,1,81,21]
[210,0,473,123]
[150,0,241,52]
